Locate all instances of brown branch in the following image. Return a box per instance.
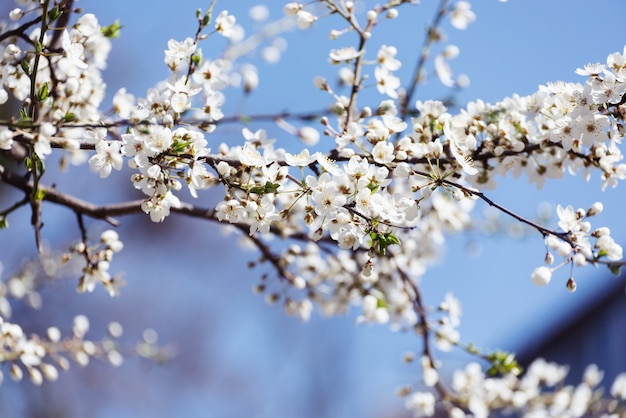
[398,267,457,402]
[438,175,570,241]
[400,0,449,120]
[0,14,43,44]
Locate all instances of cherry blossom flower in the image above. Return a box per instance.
[405,392,436,417]
[295,10,316,29]
[449,1,476,30]
[0,127,13,150]
[284,149,318,166]
[371,140,395,164]
[329,46,363,63]
[238,144,267,167]
[89,140,123,178]
[283,3,301,16]
[374,67,401,98]
[164,37,196,70]
[377,45,401,71]
[215,11,236,38]
[34,123,55,159]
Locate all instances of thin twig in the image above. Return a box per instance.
[401,0,449,120]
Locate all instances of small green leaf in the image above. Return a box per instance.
[35,156,45,173]
[385,233,400,246]
[249,182,280,195]
[18,108,33,123]
[63,112,76,122]
[263,181,280,194]
[0,217,8,229]
[101,20,122,38]
[20,58,30,75]
[367,182,379,193]
[369,231,400,255]
[37,82,49,102]
[169,139,191,155]
[48,5,61,22]
[608,263,622,276]
[24,156,32,171]
[485,350,523,377]
[35,187,46,201]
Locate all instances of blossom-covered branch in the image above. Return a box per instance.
[1,0,626,416]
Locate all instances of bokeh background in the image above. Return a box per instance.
[1,1,626,417]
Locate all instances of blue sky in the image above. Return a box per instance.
[3,1,626,417]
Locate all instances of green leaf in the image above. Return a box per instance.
[249,182,280,195]
[37,82,49,102]
[369,231,400,255]
[202,13,211,26]
[48,5,61,22]
[385,233,400,246]
[63,112,76,122]
[20,58,30,75]
[18,108,32,124]
[35,156,45,173]
[35,187,46,201]
[0,217,8,229]
[263,181,280,194]
[169,139,191,155]
[101,20,122,38]
[608,263,622,276]
[485,350,523,377]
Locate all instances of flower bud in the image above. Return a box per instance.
[28,367,43,386]
[386,9,399,19]
[9,8,24,21]
[531,266,552,287]
[283,2,301,16]
[10,363,23,381]
[587,201,603,216]
[566,277,577,293]
[298,127,320,145]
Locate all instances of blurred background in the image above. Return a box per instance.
[1,1,626,417]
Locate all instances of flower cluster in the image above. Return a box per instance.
[405,359,626,417]
[0,313,132,386]
[0,12,112,159]
[531,202,623,289]
[61,229,125,296]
